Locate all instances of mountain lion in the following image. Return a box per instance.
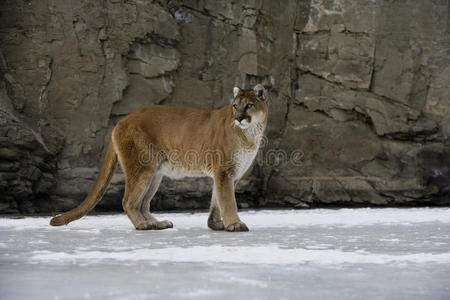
[50,84,268,232]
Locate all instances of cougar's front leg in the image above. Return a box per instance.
[208,189,224,231]
[213,171,249,232]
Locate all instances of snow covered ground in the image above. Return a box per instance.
[1,208,450,300]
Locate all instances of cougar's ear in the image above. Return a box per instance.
[253,84,266,100]
[233,87,241,98]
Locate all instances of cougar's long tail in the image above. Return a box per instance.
[50,139,118,226]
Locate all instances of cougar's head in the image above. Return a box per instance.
[231,84,268,130]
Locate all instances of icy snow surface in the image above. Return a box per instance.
[1,208,450,299]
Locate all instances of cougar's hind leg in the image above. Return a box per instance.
[122,170,172,230]
[116,125,172,230]
[140,172,173,229]
[122,169,154,230]
[140,172,162,221]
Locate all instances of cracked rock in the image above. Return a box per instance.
[0,0,448,213]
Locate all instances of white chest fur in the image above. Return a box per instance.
[232,147,259,180]
[232,122,264,180]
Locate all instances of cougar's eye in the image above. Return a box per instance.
[233,104,238,109]
[245,103,254,109]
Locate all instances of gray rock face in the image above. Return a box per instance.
[0,0,448,214]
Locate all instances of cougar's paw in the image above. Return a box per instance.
[225,221,249,232]
[135,220,173,230]
[156,220,173,229]
[208,217,225,231]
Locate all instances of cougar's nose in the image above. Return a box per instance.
[237,116,244,122]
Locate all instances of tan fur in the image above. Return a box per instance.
[50,84,268,232]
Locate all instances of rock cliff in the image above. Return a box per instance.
[0,0,448,213]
